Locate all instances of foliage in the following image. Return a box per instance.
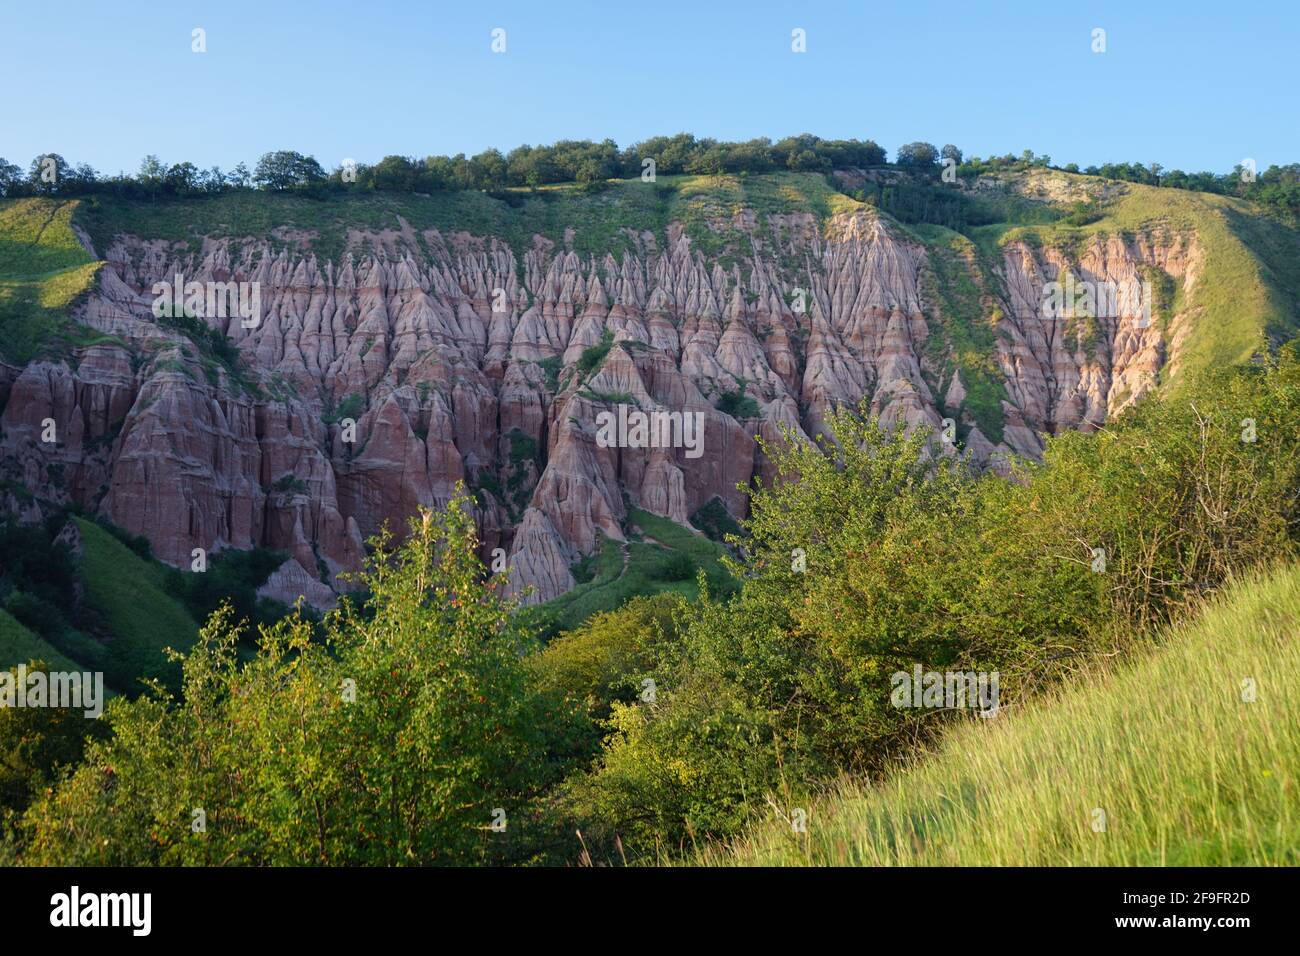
[0,659,107,827]
[561,351,1300,857]
[15,488,573,865]
[715,388,760,420]
[705,560,1300,866]
[322,393,364,424]
[576,329,614,376]
[163,546,289,634]
[895,142,940,168]
[529,593,685,761]
[252,151,327,191]
[689,496,744,543]
[507,428,538,464]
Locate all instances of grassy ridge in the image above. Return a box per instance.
[702,562,1300,866]
[990,177,1297,386]
[1075,185,1297,385]
[0,198,102,363]
[69,171,858,268]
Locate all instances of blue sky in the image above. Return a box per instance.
[2,0,1295,176]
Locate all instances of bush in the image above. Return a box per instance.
[164,546,289,633]
[323,393,364,424]
[576,330,614,376]
[16,487,575,865]
[562,349,1300,857]
[654,551,696,582]
[716,388,760,420]
[3,591,66,639]
[0,519,78,619]
[0,660,107,823]
[689,496,744,543]
[529,593,684,765]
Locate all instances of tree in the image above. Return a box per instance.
[199,166,226,193]
[470,149,508,190]
[895,142,939,168]
[369,155,421,191]
[137,155,165,200]
[27,153,70,194]
[0,158,21,197]
[0,661,104,824]
[163,162,200,195]
[252,150,326,191]
[940,144,963,166]
[17,487,566,865]
[226,162,251,189]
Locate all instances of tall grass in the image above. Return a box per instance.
[701,562,1300,866]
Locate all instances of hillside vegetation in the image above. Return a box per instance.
[701,561,1300,867]
[3,161,1300,866]
[0,608,80,674]
[71,518,198,691]
[6,343,1299,864]
[0,197,101,363]
[531,507,736,637]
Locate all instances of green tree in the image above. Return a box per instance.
[27,153,70,194]
[17,487,564,865]
[0,158,20,196]
[895,142,939,168]
[0,661,103,827]
[252,150,326,191]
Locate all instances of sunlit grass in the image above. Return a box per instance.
[0,198,103,362]
[700,562,1300,866]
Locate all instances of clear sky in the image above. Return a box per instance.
[2,0,1295,177]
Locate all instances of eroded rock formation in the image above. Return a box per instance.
[0,202,1199,606]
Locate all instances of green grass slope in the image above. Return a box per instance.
[702,561,1300,866]
[0,608,82,673]
[72,518,198,690]
[957,172,1300,389]
[0,197,103,363]
[1050,182,1299,385]
[532,508,736,637]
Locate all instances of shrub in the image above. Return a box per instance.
[563,349,1300,857]
[577,330,614,376]
[689,496,744,543]
[163,546,288,632]
[17,487,572,865]
[716,388,760,419]
[0,660,107,823]
[655,551,696,582]
[323,393,364,424]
